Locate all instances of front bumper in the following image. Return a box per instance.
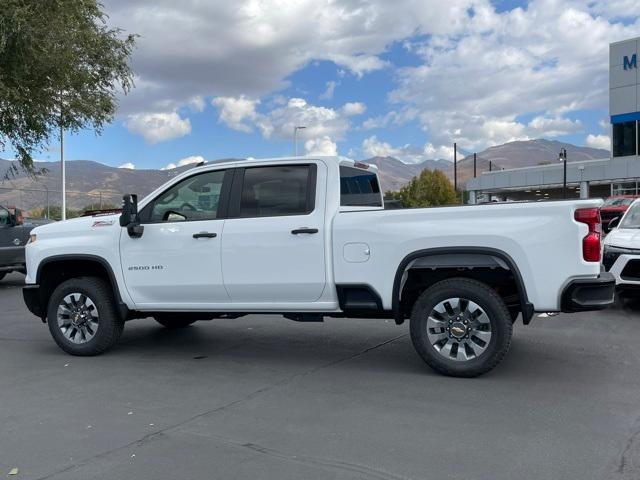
[23,284,44,319]
[560,272,616,312]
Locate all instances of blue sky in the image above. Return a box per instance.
[29,0,640,170]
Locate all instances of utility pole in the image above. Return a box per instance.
[60,110,66,221]
[473,153,477,178]
[453,143,457,191]
[293,126,306,156]
[559,148,568,199]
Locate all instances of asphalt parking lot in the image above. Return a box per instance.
[1,272,640,480]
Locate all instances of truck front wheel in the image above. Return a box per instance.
[47,277,124,356]
[409,278,513,377]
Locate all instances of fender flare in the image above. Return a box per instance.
[391,247,533,325]
[35,254,129,319]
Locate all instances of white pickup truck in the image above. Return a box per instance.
[23,156,615,377]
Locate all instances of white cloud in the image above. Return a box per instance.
[341,102,367,117]
[104,0,639,153]
[319,81,338,100]
[161,155,205,170]
[118,162,135,169]
[586,134,611,151]
[305,136,338,156]
[362,109,418,130]
[104,0,483,114]
[212,96,259,132]
[188,96,206,112]
[389,0,640,151]
[256,97,349,141]
[124,112,191,144]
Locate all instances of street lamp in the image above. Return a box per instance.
[293,126,306,156]
[559,148,567,199]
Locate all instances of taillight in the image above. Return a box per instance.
[575,208,601,262]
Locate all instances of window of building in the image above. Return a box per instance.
[612,121,637,157]
[340,166,382,207]
[239,165,314,218]
[149,170,226,222]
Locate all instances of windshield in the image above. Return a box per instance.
[603,197,634,207]
[619,203,640,229]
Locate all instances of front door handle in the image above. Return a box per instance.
[193,232,217,239]
[291,228,319,235]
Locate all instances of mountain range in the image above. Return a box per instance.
[0,139,609,213]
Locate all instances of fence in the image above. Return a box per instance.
[0,187,121,219]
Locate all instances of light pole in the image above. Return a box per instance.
[60,111,66,221]
[559,148,567,199]
[453,142,457,192]
[293,126,306,156]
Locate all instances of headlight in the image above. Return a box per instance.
[603,244,640,271]
[28,234,37,244]
[604,245,639,254]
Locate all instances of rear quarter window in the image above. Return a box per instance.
[340,166,382,207]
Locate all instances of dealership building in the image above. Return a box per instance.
[466,36,640,203]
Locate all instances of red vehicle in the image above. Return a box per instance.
[601,196,638,230]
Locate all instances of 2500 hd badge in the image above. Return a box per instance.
[128,265,164,271]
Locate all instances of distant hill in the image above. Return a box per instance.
[0,139,610,213]
[371,139,609,192]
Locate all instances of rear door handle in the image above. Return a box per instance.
[193,232,217,239]
[291,228,319,235]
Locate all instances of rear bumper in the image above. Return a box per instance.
[23,284,44,319]
[560,272,616,312]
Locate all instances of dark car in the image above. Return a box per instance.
[601,196,638,231]
[0,206,49,281]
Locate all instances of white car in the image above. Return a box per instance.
[603,199,640,295]
[22,156,614,377]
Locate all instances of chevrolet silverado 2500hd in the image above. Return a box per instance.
[22,157,615,377]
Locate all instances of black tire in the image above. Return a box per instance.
[47,277,124,356]
[410,278,513,378]
[0,272,6,282]
[153,315,196,329]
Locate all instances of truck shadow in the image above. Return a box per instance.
[101,317,616,384]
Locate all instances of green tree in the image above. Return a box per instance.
[0,0,136,174]
[394,169,458,208]
[30,204,81,220]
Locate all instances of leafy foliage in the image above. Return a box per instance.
[0,0,136,174]
[389,169,459,208]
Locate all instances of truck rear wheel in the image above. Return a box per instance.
[153,315,196,329]
[409,278,513,377]
[47,277,124,356]
[0,272,5,282]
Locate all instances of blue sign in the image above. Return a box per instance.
[624,54,637,70]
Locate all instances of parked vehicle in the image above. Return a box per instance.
[22,157,615,377]
[0,206,47,281]
[601,196,638,232]
[602,199,640,296]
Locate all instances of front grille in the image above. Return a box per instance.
[621,259,640,281]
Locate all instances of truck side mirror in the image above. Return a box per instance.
[607,216,620,232]
[120,194,144,238]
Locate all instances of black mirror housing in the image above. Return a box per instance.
[120,194,144,238]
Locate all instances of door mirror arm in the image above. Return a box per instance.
[120,194,144,238]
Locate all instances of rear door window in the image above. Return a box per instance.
[238,165,315,218]
[340,166,382,207]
